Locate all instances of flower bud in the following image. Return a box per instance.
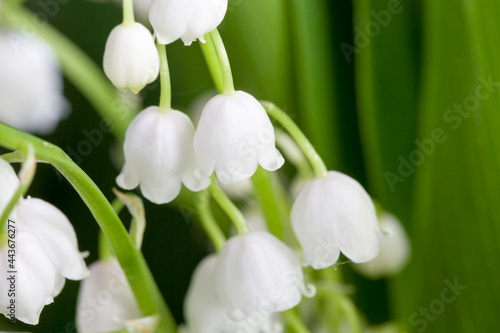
[214,231,315,326]
[103,22,159,93]
[117,106,210,204]
[149,0,228,45]
[193,91,284,184]
[291,171,380,269]
[353,213,411,279]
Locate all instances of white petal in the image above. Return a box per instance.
[353,213,411,279]
[103,22,159,93]
[215,231,312,322]
[0,158,20,215]
[184,255,233,333]
[16,197,89,280]
[117,107,209,204]
[0,231,58,325]
[149,0,191,45]
[181,0,228,45]
[76,259,142,333]
[0,32,68,134]
[194,91,284,184]
[291,171,380,269]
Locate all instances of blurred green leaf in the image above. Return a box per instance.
[392,1,500,332]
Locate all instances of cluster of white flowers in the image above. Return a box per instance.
[0,159,89,325]
[184,232,314,333]
[0,0,411,328]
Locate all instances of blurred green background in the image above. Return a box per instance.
[1,0,499,332]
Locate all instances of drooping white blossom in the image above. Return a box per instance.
[291,171,380,269]
[0,231,59,325]
[149,0,228,45]
[214,231,315,328]
[194,91,284,185]
[0,32,68,134]
[0,159,88,325]
[117,106,210,204]
[353,213,411,279]
[184,255,232,333]
[76,259,144,333]
[103,22,159,93]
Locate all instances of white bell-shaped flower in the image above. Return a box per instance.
[0,231,58,324]
[16,197,90,280]
[0,159,89,325]
[117,106,210,204]
[214,231,315,327]
[292,171,380,269]
[193,91,284,184]
[76,259,143,333]
[0,32,68,134]
[149,0,228,45]
[184,255,233,333]
[0,157,19,214]
[103,22,159,93]
[354,213,411,279]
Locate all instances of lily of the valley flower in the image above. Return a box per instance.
[0,32,68,134]
[214,231,315,327]
[103,22,159,93]
[184,255,232,333]
[354,213,411,279]
[291,171,380,269]
[193,91,284,185]
[149,0,228,45]
[117,106,210,204]
[0,159,88,325]
[76,259,145,333]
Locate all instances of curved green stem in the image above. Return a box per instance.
[262,101,328,178]
[284,309,311,333]
[197,191,226,252]
[251,168,285,241]
[122,0,135,25]
[316,283,362,333]
[199,32,224,93]
[208,29,235,94]
[2,3,136,142]
[0,146,35,245]
[157,41,172,112]
[208,179,248,235]
[0,123,176,332]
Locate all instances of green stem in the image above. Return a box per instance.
[122,0,135,25]
[251,168,285,240]
[316,283,362,333]
[284,309,311,333]
[208,179,248,235]
[2,3,136,142]
[199,32,224,93]
[157,41,172,111]
[98,230,114,261]
[262,101,328,178]
[197,191,226,252]
[208,29,235,94]
[0,123,176,332]
[0,146,35,245]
